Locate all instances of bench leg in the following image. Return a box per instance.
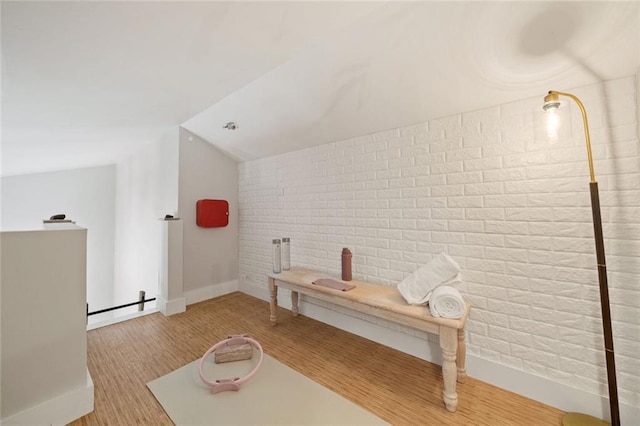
[439,326,458,412]
[291,291,299,316]
[269,278,278,326]
[457,328,467,383]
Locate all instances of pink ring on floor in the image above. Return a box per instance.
[198,334,264,394]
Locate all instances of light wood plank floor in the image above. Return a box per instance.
[70,292,564,425]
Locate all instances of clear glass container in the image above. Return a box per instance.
[282,238,290,270]
[272,239,281,274]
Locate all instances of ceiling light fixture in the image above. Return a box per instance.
[543,90,619,426]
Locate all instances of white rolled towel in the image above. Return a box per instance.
[428,285,466,319]
[397,252,461,305]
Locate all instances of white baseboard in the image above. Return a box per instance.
[108,279,239,320]
[238,279,269,303]
[87,308,159,331]
[239,280,639,424]
[1,369,94,426]
[184,279,239,306]
[466,355,638,423]
[157,295,186,316]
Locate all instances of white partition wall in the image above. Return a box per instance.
[0,165,116,324]
[158,218,186,316]
[0,226,93,424]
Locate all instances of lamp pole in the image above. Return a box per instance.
[543,91,620,426]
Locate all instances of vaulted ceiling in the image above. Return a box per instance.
[2,1,639,176]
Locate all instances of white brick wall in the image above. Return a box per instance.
[239,76,640,409]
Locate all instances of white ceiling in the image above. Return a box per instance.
[2,1,639,176]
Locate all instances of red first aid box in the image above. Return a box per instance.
[196,199,229,228]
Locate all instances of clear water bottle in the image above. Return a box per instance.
[282,237,290,271]
[272,239,281,274]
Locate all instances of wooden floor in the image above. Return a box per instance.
[70,292,564,425]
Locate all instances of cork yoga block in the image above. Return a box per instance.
[214,342,253,364]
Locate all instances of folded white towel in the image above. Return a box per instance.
[429,285,466,319]
[397,252,461,305]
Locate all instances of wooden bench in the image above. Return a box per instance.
[268,268,470,413]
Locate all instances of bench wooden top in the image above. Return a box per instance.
[269,268,470,331]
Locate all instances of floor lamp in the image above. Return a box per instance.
[542,91,619,426]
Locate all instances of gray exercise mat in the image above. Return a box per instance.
[147,352,388,425]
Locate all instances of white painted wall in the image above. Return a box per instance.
[0,165,116,320]
[1,226,93,424]
[178,128,239,299]
[637,68,640,136]
[238,75,640,422]
[113,128,179,315]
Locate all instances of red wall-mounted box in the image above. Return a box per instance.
[196,199,229,228]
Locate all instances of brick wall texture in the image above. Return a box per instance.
[239,76,639,405]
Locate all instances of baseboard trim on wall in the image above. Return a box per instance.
[87,307,159,331]
[1,369,94,426]
[157,295,187,316]
[184,279,239,306]
[466,354,638,424]
[239,280,638,424]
